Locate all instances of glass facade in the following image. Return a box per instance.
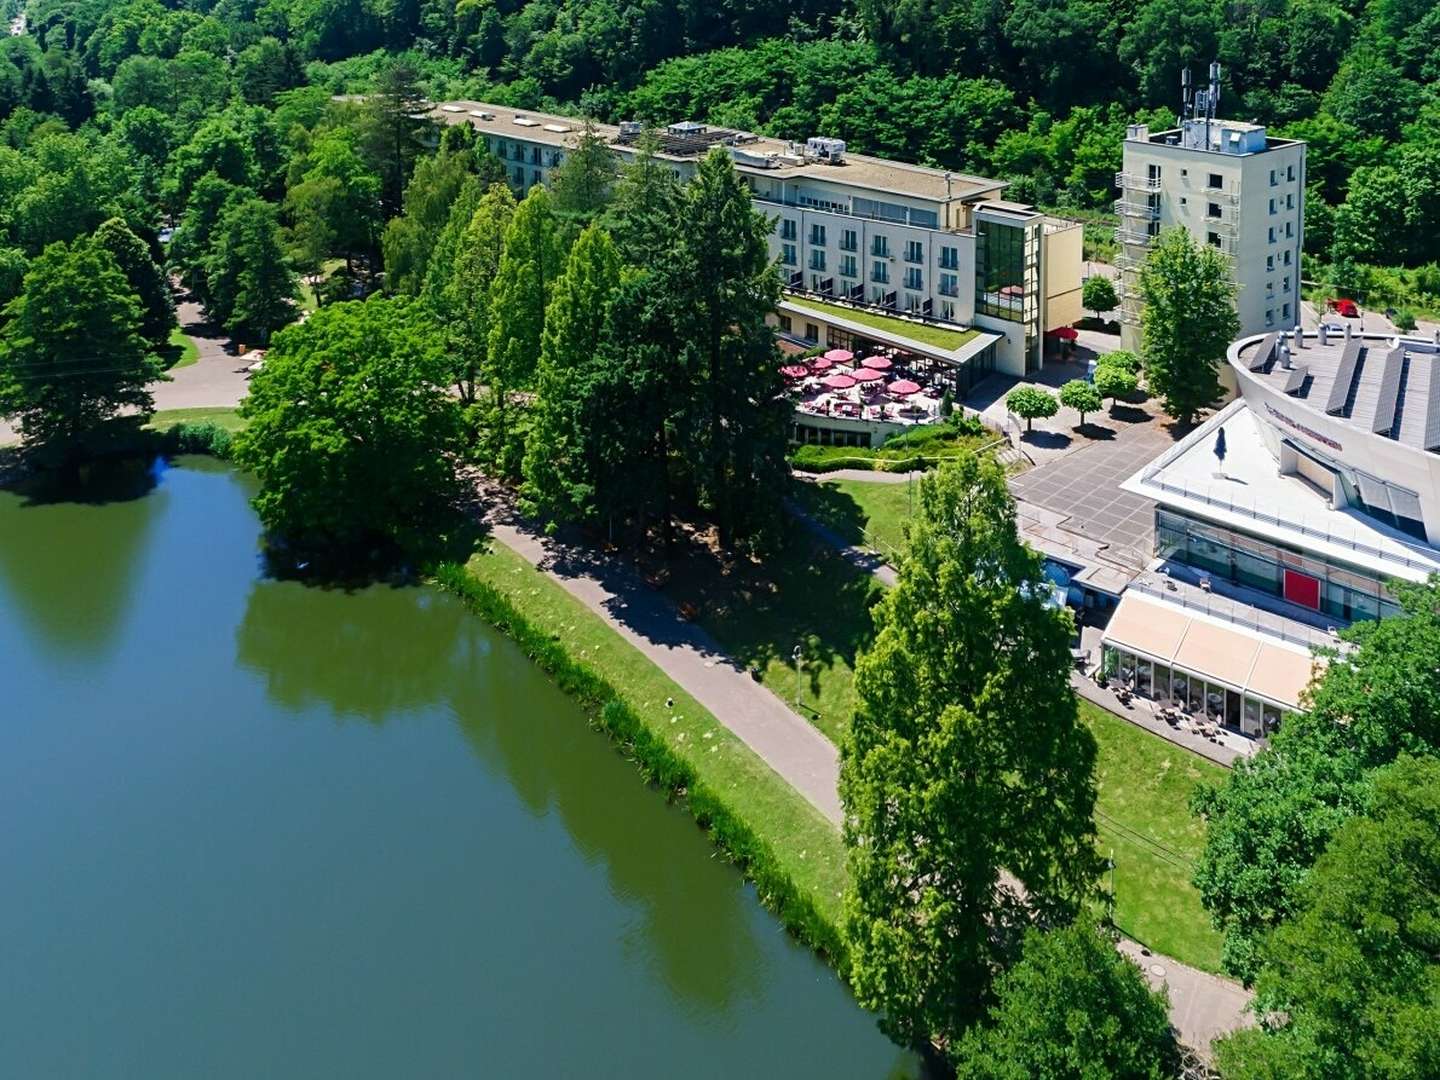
[974,218,1040,371]
[1155,508,1403,621]
[1102,644,1283,736]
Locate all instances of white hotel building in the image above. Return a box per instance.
[1101,325,1440,738]
[432,101,1084,385]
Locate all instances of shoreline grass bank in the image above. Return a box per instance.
[434,544,852,969]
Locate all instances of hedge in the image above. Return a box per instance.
[430,560,850,969]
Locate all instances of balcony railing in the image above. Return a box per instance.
[1115,227,1156,247]
[1115,172,1162,192]
[1114,199,1160,221]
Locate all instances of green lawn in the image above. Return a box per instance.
[146,406,246,433]
[691,499,1227,970]
[785,296,980,351]
[464,540,850,924]
[794,476,917,563]
[1082,701,1226,971]
[161,326,200,370]
[663,531,882,745]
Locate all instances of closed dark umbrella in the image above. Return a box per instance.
[1215,427,1227,462]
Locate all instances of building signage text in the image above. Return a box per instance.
[1264,402,1343,452]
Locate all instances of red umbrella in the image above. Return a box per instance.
[823,348,854,363]
[1047,326,1079,341]
[851,367,884,382]
[888,379,921,395]
[821,373,857,389]
[780,364,810,379]
[860,355,893,370]
[809,356,834,371]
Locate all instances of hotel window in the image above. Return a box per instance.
[1268,197,1277,214]
[941,300,956,321]
[805,322,819,342]
[512,166,524,186]
[904,240,924,263]
[939,272,959,297]
[780,219,797,241]
[778,315,792,333]
[530,146,541,164]
[1265,309,1274,326]
[531,169,541,187]
[904,267,923,290]
[1266,254,1275,271]
[1207,231,1222,248]
[872,236,890,258]
[1283,275,1291,292]
[1207,202,1222,219]
[1207,172,1222,189]
[940,245,959,270]
[810,223,827,246]
[810,250,826,271]
[840,254,857,278]
[1282,302,1291,319]
[840,228,857,252]
[781,244,797,266]
[1268,226,1276,243]
[1286,221,1294,238]
[1286,193,1294,210]
[1269,168,1277,186]
[1283,248,1293,265]
[872,260,889,284]
[1287,164,1296,182]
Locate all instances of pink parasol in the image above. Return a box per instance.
[851,367,884,382]
[780,364,810,378]
[823,348,854,363]
[860,355,893,370]
[887,379,921,395]
[809,356,834,371]
[821,373,857,389]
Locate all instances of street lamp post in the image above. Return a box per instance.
[792,643,804,708]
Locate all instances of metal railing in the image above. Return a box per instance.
[1114,172,1162,192]
[1115,227,1156,247]
[1142,473,1439,574]
[1128,576,1334,649]
[1113,199,1160,220]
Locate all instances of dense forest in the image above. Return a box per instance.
[0,0,1436,313]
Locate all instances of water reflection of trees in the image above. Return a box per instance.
[234,579,762,1014]
[0,458,165,659]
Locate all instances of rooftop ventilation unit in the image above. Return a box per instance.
[619,121,642,137]
[805,137,847,164]
[542,122,571,133]
[469,110,495,120]
[668,121,706,136]
[512,115,539,127]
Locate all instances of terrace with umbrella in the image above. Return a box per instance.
[784,345,945,428]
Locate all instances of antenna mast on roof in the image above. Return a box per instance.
[1179,67,1192,128]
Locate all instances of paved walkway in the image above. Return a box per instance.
[486,512,845,823]
[487,496,1249,1055]
[0,302,250,448]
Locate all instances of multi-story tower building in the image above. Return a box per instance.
[432,101,1084,379]
[1114,67,1306,353]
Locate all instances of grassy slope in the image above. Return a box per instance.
[1083,701,1225,971]
[464,541,851,925]
[786,296,980,351]
[146,406,247,432]
[682,498,1226,971]
[162,326,201,370]
[795,476,916,561]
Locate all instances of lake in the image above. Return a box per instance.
[0,456,912,1078]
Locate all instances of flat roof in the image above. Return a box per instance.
[1102,591,1320,709]
[1128,124,1302,153]
[1234,330,1440,453]
[1122,401,1440,582]
[433,100,1007,205]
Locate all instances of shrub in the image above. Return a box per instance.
[165,421,235,458]
[1093,363,1139,405]
[1098,349,1142,374]
[1393,309,1417,332]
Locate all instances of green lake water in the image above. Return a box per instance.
[0,456,912,1078]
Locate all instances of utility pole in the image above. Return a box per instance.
[792,643,804,708]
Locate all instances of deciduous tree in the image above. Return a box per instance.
[842,454,1101,1064]
[1059,378,1102,427]
[92,216,175,348]
[232,298,462,564]
[203,197,298,343]
[0,239,164,448]
[1082,274,1117,319]
[1006,384,1058,431]
[953,922,1179,1079]
[1138,227,1237,426]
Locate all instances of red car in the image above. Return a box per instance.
[1328,297,1360,318]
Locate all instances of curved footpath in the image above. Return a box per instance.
[0,301,249,448]
[483,506,1251,1058]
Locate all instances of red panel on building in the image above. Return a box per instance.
[1283,569,1321,610]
